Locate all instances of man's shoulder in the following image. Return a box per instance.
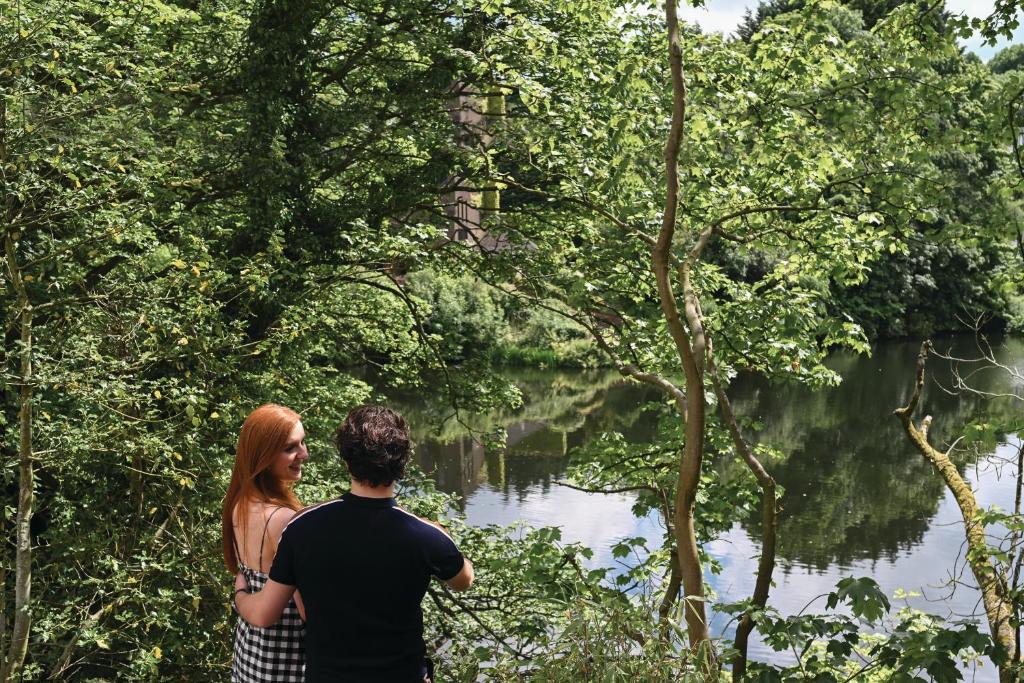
[282,498,345,535]
[392,507,458,545]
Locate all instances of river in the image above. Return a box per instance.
[402,336,1023,678]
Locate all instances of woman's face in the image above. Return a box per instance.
[269,421,308,483]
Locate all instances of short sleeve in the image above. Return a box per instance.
[424,527,465,581]
[268,523,298,586]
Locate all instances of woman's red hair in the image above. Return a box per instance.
[222,403,303,573]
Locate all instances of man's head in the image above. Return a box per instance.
[334,405,412,487]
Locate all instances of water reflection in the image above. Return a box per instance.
[729,337,1023,569]
[389,335,1015,679]
[395,336,1022,676]
[402,338,1021,569]
[708,440,1023,679]
[406,370,664,507]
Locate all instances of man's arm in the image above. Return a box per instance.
[234,572,295,627]
[416,515,474,591]
[445,558,474,591]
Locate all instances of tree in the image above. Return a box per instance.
[0,1,585,678]
[738,0,929,42]
[990,43,1024,74]
[896,340,1024,681]
[455,0,1007,673]
[1,1,153,675]
[0,0,427,677]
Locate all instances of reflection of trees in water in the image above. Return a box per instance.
[394,369,662,501]
[395,369,621,442]
[393,337,1022,568]
[727,337,1024,569]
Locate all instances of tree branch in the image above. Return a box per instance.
[894,341,1017,674]
[707,339,777,681]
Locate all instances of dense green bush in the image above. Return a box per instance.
[405,270,511,361]
[497,302,601,368]
[832,240,1012,338]
[404,273,602,366]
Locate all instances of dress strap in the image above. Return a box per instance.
[232,532,244,570]
[259,506,287,573]
[230,506,248,571]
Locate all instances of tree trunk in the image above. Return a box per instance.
[707,346,778,681]
[658,548,682,626]
[0,87,7,683]
[656,0,712,655]
[895,342,1017,681]
[1,233,35,683]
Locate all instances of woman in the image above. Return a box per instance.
[222,403,308,682]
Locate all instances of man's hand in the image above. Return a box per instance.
[234,575,295,628]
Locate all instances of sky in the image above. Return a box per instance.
[678,0,1024,61]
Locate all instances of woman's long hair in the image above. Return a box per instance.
[222,404,303,572]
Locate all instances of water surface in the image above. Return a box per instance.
[404,337,1023,676]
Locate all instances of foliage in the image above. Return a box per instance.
[495,299,600,368]
[566,404,761,547]
[990,43,1024,74]
[833,241,1011,338]
[468,0,1024,674]
[733,579,995,682]
[479,0,980,389]
[732,0,1021,339]
[405,270,511,362]
[737,0,912,42]
[0,0,519,679]
[481,594,709,682]
[402,271,601,366]
[2,0,1024,679]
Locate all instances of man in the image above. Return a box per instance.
[234,405,474,682]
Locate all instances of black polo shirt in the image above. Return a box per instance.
[269,492,465,682]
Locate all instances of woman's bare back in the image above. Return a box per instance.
[233,502,296,573]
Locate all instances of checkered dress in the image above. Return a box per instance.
[233,563,305,682]
[232,507,305,682]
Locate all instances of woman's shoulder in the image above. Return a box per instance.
[272,498,346,535]
[233,500,299,525]
[264,504,301,539]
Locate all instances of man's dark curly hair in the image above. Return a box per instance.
[334,405,412,487]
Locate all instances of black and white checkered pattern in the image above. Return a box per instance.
[233,565,305,682]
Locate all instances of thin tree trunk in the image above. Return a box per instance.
[48,603,105,680]
[656,0,712,656]
[1013,441,1024,665]
[895,342,1016,681]
[0,87,8,683]
[0,560,5,681]
[708,344,778,681]
[657,489,680,630]
[658,550,682,626]
[1,233,34,683]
